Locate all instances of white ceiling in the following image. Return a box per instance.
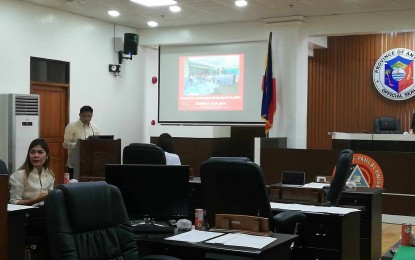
[21,0,415,29]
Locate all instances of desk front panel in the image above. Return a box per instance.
[7,210,26,260]
[136,232,296,260]
[272,209,360,260]
[339,189,382,260]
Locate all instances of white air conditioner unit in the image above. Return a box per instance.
[0,94,40,173]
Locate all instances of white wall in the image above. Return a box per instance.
[268,23,309,148]
[0,1,149,150]
[142,46,160,142]
[137,11,415,148]
[2,1,415,150]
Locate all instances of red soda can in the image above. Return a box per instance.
[401,223,412,246]
[195,209,204,230]
[64,173,70,184]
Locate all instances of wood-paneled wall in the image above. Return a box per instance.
[308,33,415,149]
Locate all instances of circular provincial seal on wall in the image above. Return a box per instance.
[333,153,384,188]
[373,48,415,101]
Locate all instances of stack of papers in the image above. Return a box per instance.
[205,233,276,249]
[165,230,276,249]
[302,182,330,189]
[165,230,223,243]
[7,204,36,211]
[270,202,360,214]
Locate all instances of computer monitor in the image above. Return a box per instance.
[105,164,189,220]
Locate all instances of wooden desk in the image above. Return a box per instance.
[331,132,415,152]
[259,148,413,219]
[188,178,381,259]
[135,231,297,260]
[270,186,382,260]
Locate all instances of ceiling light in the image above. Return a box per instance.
[235,0,247,7]
[130,0,177,7]
[147,21,159,27]
[108,10,120,17]
[169,5,181,12]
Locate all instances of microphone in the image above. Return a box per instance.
[91,124,95,136]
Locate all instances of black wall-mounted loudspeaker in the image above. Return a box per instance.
[123,33,139,55]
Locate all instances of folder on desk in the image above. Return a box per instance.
[393,245,415,259]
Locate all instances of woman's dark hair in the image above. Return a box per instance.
[19,138,54,177]
[157,133,175,153]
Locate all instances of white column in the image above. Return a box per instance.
[267,22,308,149]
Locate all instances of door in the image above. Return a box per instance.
[31,82,68,184]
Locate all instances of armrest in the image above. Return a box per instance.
[272,211,306,234]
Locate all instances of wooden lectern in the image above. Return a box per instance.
[71,139,121,182]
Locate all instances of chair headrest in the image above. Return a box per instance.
[336,149,353,162]
[57,181,115,232]
[127,143,162,149]
[123,143,166,164]
[378,117,398,130]
[0,159,8,175]
[205,157,251,164]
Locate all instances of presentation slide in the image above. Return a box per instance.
[159,41,267,124]
[178,54,244,111]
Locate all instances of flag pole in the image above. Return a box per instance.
[261,32,276,138]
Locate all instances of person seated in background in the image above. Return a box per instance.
[157,133,181,165]
[9,138,55,206]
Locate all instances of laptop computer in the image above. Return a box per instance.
[280,171,306,187]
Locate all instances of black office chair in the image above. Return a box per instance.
[374,116,401,134]
[45,181,180,260]
[326,149,354,205]
[200,157,306,234]
[123,143,166,164]
[0,159,8,175]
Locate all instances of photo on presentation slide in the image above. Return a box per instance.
[178,54,244,111]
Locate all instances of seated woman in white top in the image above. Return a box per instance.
[9,138,55,206]
[156,133,181,165]
[9,138,55,259]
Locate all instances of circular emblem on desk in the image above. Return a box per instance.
[373,48,415,101]
[350,154,384,188]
